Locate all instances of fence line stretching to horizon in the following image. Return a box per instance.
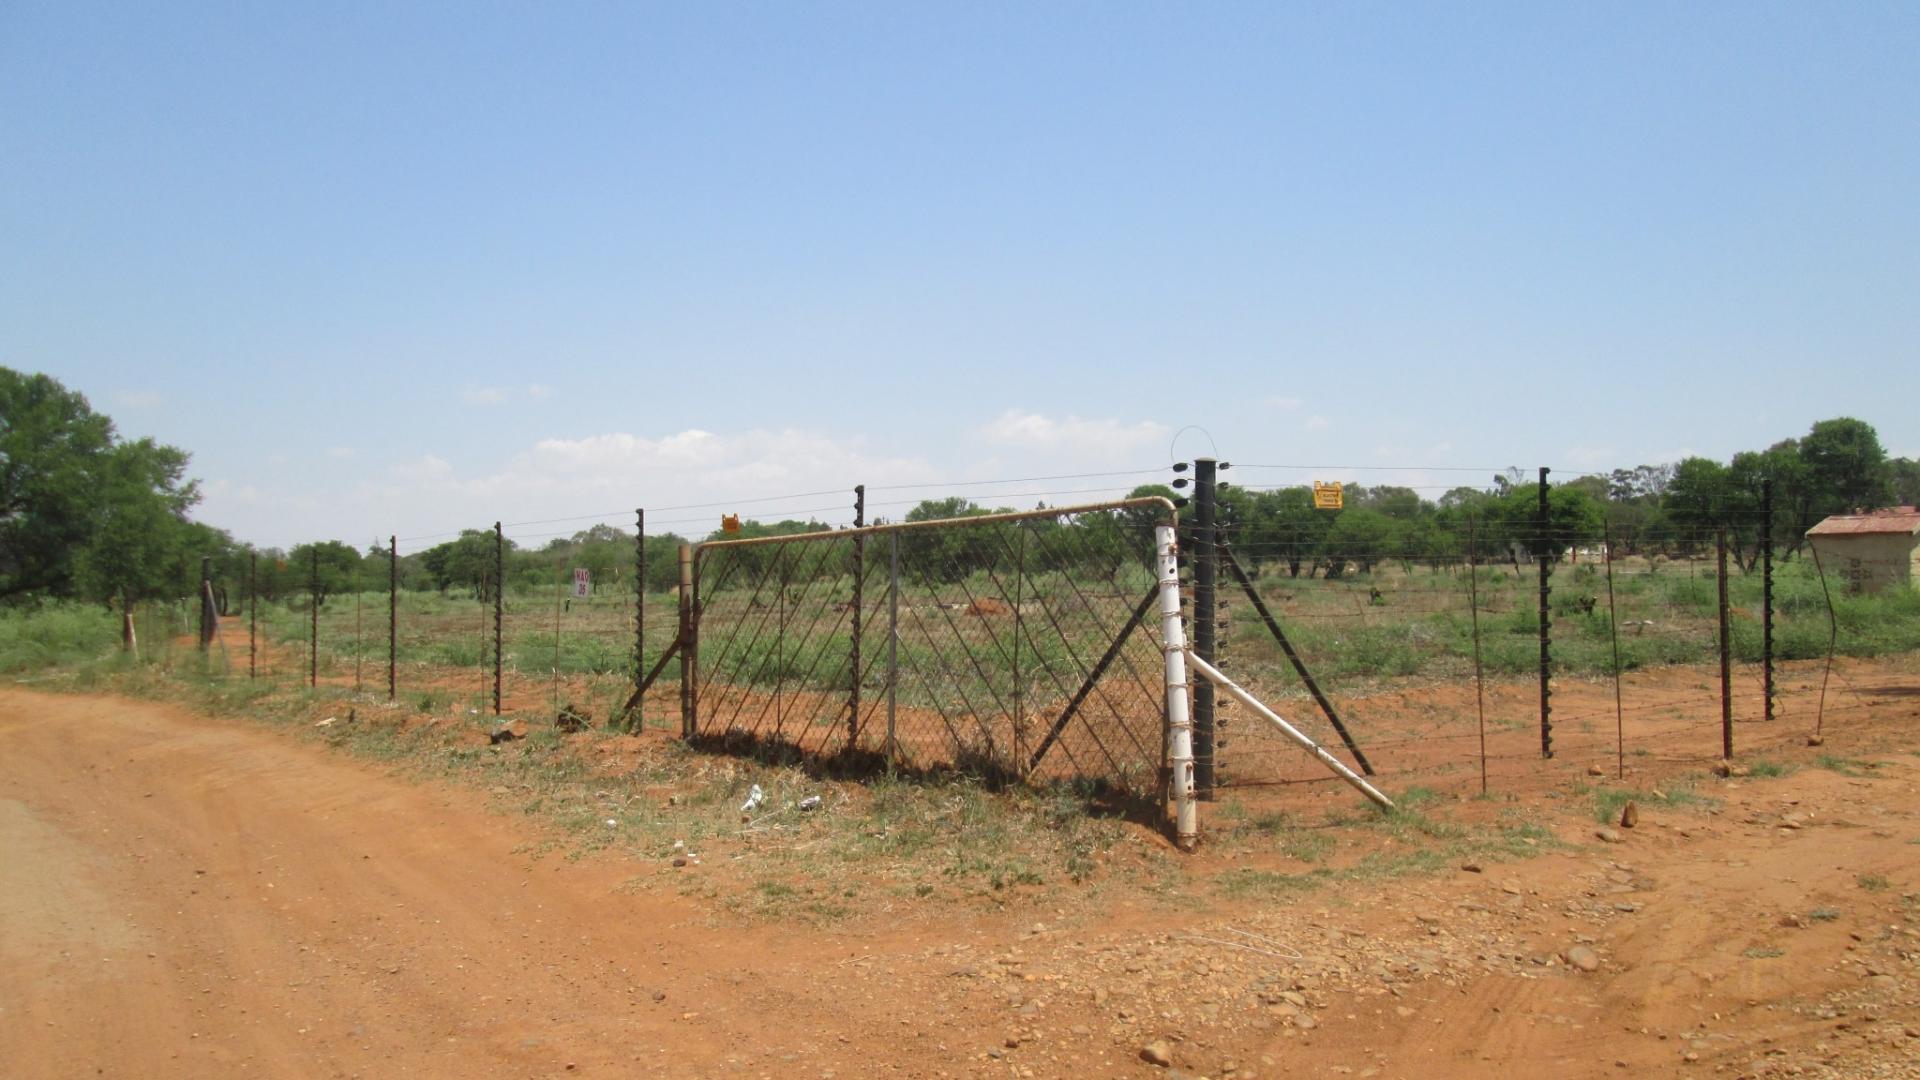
[135,456,1919,842]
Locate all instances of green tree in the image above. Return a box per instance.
[1889,457,1920,507]
[1799,417,1891,515]
[1662,457,1744,555]
[0,369,116,600]
[1236,487,1329,578]
[69,439,200,643]
[287,540,363,606]
[422,530,505,600]
[1320,508,1397,576]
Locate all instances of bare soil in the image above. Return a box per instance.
[4,682,1918,1079]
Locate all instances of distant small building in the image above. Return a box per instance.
[1806,506,1920,593]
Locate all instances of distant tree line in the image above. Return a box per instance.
[6,364,1912,616]
[1211,416,1914,578]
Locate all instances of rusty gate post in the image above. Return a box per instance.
[849,485,864,752]
[198,556,213,652]
[493,521,503,716]
[388,535,397,701]
[309,547,319,688]
[634,509,645,716]
[887,531,900,767]
[678,543,694,739]
[1605,522,1624,779]
[1718,528,1733,760]
[1761,479,1775,723]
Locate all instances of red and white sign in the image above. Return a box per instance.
[572,568,591,599]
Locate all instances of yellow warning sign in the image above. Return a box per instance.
[1313,482,1344,510]
[721,514,741,534]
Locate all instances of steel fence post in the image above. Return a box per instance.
[1193,457,1218,796]
[1537,466,1553,759]
[1718,528,1733,759]
[1761,478,1775,723]
[493,521,503,716]
[388,535,397,701]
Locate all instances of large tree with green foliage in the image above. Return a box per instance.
[3,370,203,622]
[1798,417,1891,515]
[1,369,117,600]
[69,439,201,612]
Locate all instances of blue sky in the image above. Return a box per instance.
[4,2,1915,551]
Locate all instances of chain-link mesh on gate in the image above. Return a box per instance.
[688,499,1178,793]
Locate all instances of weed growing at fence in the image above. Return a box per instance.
[1212,809,1565,901]
[0,604,121,672]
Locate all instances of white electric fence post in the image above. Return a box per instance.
[1155,523,1199,850]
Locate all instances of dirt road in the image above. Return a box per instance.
[3,686,1917,1079]
[0,688,947,1078]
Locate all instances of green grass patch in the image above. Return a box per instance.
[1214,807,1562,900]
[1587,782,1715,824]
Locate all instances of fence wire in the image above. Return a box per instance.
[690,501,1175,792]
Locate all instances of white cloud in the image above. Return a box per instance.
[1304,415,1331,432]
[976,410,1169,454]
[389,454,454,483]
[1264,395,1304,411]
[325,428,940,547]
[196,409,1201,549]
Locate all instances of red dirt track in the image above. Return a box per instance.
[4,684,1919,1079]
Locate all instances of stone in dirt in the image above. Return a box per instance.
[1140,1040,1174,1067]
[1566,945,1601,972]
[1619,801,1639,829]
[1595,827,1624,844]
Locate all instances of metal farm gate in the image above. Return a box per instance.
[683,499,1178,794]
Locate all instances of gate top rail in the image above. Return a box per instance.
[691,496,1179,555]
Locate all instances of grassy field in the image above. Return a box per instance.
[12,551,1917,729]
[5,578,1920,922]
[1226,555,1920,687]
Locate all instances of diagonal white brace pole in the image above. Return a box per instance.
[1184,650,1396,812]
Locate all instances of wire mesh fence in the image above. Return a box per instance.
[689,499,1177,794]
[127,456,1920,844]
[1201,500,1910,800]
